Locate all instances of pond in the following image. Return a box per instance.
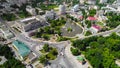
[61,22,83,37]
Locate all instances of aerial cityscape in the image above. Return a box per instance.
[0,0,120,68]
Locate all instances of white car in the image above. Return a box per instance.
[60,52,64,56]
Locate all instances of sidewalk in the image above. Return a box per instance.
[65,45,91,68]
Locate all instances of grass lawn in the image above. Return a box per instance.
[46,52,56,60]
[96,22,104,27]
[40,49,47,54]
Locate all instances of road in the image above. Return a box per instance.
[79,25,120,39]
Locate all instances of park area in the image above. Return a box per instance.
[71,33,120,68]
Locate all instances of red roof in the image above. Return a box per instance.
[92,25,101,30]
[87,16,97,21]
[79,16,83,19]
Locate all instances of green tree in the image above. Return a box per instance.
[50,48,58,55]
[71,47,80,56]
[39,55,47,65]
[97,37,105,44]
[89,42,99,49]
[3,58,25,68]
[42,34,50,40]
[43,44,49,52]
[102,48,114,68]
[0,45,25,68]
[89,9,96,16]
[46,52,56,60]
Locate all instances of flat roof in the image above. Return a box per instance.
[18,16,46,26]
[13,40,30,57]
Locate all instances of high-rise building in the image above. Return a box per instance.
[59,5,66,14]
[71,4,79,12]
[26,6,36,15]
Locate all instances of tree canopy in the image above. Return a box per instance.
[72,33,120,68]
[0,45,25,68]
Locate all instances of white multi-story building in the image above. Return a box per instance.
[98,15,108,23]
[70,11,83,19]
[100,0,108,3]
[44,10,56,19]
[117,0,120,3]
[59,5,66,14]
[87,0,96,4]
[71,4,79,12]
[26,6,36,15]
[117,6,120,11]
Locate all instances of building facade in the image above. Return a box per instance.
[26,6,36,15]
[100,0,108,3]
[59,5,66,14]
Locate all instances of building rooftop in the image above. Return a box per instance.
[87,16,97,21]
[13,40,30,57]
[19,16,36,25]
[79,16,83,19]
[19,16,46,26]
[92,25,101,30]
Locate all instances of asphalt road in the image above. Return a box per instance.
[79,25,120,39]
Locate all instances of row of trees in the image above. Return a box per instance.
[72,33,120,68]
[0,45,25,68]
